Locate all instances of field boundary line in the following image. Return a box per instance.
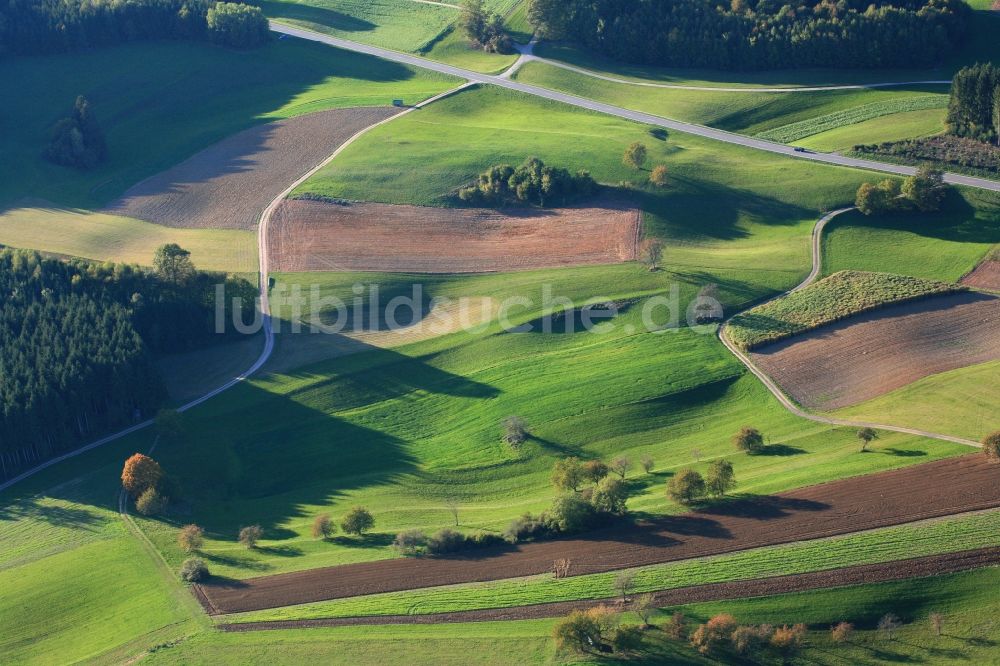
[0,85,472,496]
[717,207,981,448]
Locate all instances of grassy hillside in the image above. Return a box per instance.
[832,360,1000,442]
[0,38,457,211]
[727,271,962,350]
[511,60,950,137]
[821,192,1000,281]
[794,108,946,152]
[0,205,257,273]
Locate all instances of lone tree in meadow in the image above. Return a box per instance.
[857,427,879,452]
[649,164,669,187]
[982,430,1000,461]
[667,468,706,504]
[239,525,263,549]
[340,507,375,536]
[154,243,196,285]
[121,453,163,498]
[929,612,945,637]
[610,456,632,479]
[502,415,528,448]
[623,142,648,170]
[613,570,635,605]
[706,459,736,497]
[178,524,204,553]
[45,95,107,169]
[552,456,586,492]
[878,613,902,641]
[733,426,765,454]
[640,238,664,271]
[179,557,209,583]
[830,621,854,643]
[640,455,654,474]
[312,513,335,540]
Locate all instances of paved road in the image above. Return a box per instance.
[270,22,1000,194]
[717,208,981,448]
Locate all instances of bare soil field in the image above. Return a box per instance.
[220,546,1000,629]
[196,455,1000,615]
[267,198,641,273]
[962,259,1000,292]
[102,108,400,230]
[751,291,1000,410]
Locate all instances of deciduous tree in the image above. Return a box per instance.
[178,524,204,553]
[121,453,163,498]
[857,427,879,452]
[239,524,263,549]
[706,458,736,497]
[552,456,585,492]
[623,142,648,169]
[667,468,706,504]
[733,426,765,454]
[312,514,335,540]
[340,507,375,536]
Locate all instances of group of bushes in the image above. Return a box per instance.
[45,96,107,170]
[527,0,970,71]
[852,136,1000,177]
[393,528,506,556]
[458,0,511,53]
[0,0,269,56]
[855,166,952,215]
[457,157,596,207]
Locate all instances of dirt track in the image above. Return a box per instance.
[103,108,400,230]
[962,260,1000,292]
[267,198,640,273]
[751,291,1000,410]
[196,455,1000,615]
[219,546,1000,629]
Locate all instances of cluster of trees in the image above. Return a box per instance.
[853,135,1000,175]
[0,0,268,56]
[0,247,255,480]
[122,452,177,516]
[855,166,950,215]
[622,141,670,187]
[527,0,970,71]
[946,63,1000,144]
[458,0,511,53]
[667,459,736,504]
[45,96,107,170]
[458,157,596,206]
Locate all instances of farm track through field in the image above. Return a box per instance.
[196,455,1000,615]
[220,546,1000,629]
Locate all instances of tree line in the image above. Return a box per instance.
[946,63,1000,145]
[0,0,269,57]
[527,0,971,71]
[0,247,256,480]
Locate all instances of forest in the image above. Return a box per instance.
[0,249,256,480]
[946,63,1000,144]
[0,0,268,56]
[527,0,971,70]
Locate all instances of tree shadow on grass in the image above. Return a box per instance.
[882,448,928,457]
[754,443,807,456]
[257,1,377,33]
[327,533,395,549]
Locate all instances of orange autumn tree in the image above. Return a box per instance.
[121,453,163,498]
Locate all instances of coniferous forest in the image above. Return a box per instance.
[528,0,971,71]
[0,249,256,480]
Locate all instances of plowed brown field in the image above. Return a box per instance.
[196,455,1000,615]
[751,292,1000,410]
[219,546,1000,629]
[103,108,400,229]
[962,260,1000,292]
[267,198,640,273]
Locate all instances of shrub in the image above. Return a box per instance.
[178,524,204,553]
[135,487,168,516]
[878,613,902,640]
[664,611,687,640]
[770,623,807,654]
[623,142,647,169]
[690,613,737,654]
[546,494,597,533]
[591,476,629,515]
[649,164,669,187]
[121,453,163,498]
[856,179,901,215]
[929,612,944,636]
[667,468,705,504]
[831,621,854,643]
[239,525,263,549]
[393,529,427,555]
[504,513,552,543]
[179,557,209,582]
[206,2,269,49]
[426,528,467,555]
[982,431,1000,460]
[733,426,764,454]
[706,458,736,497]
[312,514,335,540]
[611,624,645,654]
[732,624,772,655]
[340,507,375,536]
